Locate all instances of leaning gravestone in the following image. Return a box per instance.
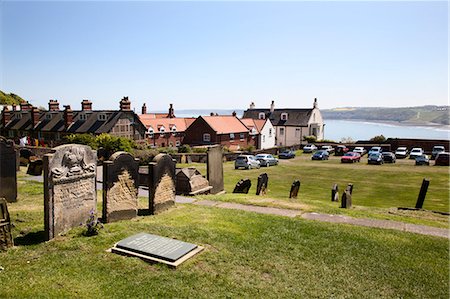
[148,154,176,215]
[103,152,139,223]
[233,179,251,194]
[207,145,224,194]
[256,173,269,195]
[331,184,339,202]
[43,144,97,240]
[0,198,13,250]
[289,180,301,199]
[0,137,17,202]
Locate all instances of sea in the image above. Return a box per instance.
[154,109,450,142]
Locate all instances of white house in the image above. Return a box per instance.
[241,118,276,149]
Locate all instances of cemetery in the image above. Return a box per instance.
[0,138,449,298]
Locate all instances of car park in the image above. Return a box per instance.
[394,147,408,159]
[278,150,296,159]
[368,146,382,156]
[409,148,424,159]
[334,145,349,156]
[431,145,445,160]
[234,155,261,169]
[381,152,396,163]
[435,152,450,166]
[415,154,430,166]
[312,150,329,160]
[341,152,361,163]
[368,153,384,165]
[353,147,367,156]
[302,144,317,153]
[320,145,335,154]
[255,154,278,167]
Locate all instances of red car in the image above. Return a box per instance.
[341,152,361,163]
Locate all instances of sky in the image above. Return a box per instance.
[0,1,448,111]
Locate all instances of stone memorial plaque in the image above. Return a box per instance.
[207,145,224,194]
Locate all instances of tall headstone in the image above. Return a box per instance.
[331,184,339,202]
[148,154,176,214]
[289,180,301,199]
[256,173,269,195]
[340,185,352,209]
[233,179,251,194]
[103,152,139,223]
[415,178,430,209]
[0,198,13,250]
[207,145,224,194]
[43,144,97,240]
[0,137,17,202]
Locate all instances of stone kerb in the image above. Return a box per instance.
[43,144,97,240]
[0,137,17,202]
[207,145,224,194]
[148,154,176,215]
[102,151,139,223]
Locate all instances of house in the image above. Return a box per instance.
[240,118,275,150]
[183,115,254,150]
[242,98,324,147]
[0,97,147,145]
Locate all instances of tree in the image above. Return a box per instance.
[369,135,386,143]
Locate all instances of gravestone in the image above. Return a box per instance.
[289,180,301,199]
[27,158,43,176]
[19,148,33,166]
[256,173,269,195]
[341,185,352,209]
[207,145,224,194]
[415,178,430,209]
[43,144,97,240]
[331,184,339,202]
[233,179,251,194]
[148,154,176,215]
[103,152,139,223]
[0,137,17,202]
[347,183,354,195]
[0,198,13,250]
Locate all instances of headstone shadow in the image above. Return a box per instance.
[14,230,46,246]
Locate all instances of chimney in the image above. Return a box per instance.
[2,106,11,126]
[81,99,92,111]
[31,106,40,127]
[11,105,17,111]
[48,99,60,111]
[167,103,175,118]
[210,112,214,116]
[141,103,147,115]
[232,111,237,117]
[249,102,255,109]
[270,100,275,113]
[119,96,131,111]
[313,98,318,109]
[20,101,33,111]
[63,105,73,128]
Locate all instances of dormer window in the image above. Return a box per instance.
[171,125,177,132]
[281,113,288,121]
[258,112,265,120]
[98,113,107,121]
[45,114,52,120]
[79,114,87,121]
[251,128,257,135]
[148,127,154,137]
[159,126,165,133]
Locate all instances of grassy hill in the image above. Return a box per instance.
[322,106,449,125]
[0,90,26,105]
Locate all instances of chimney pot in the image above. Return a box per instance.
[63,105,74,128]
[141,103,147,115]
[81,99,92,111]
[167,103,175,118]
[31,107,40,126]
[120,97,131,111]
[48,99,60,111]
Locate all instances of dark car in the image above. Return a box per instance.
[368,153,383,165]
[341,152,361,163]
[381,152,396,163]
[335,145,349,156]
[415,154,430,166]
[435,152,450,166]
[312,150,329,160]
[278,150,296,159]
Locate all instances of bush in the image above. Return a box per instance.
[369,135,386,143]
[192,147,208,153]
[65,134,97,148]
[64,133,135,153]
[241,145,255,153]
[132,149,158,165]
[303,135,317,143]
[178,144,192,153]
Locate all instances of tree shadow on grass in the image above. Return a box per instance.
[14,230,46,246]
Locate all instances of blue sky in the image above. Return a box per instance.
[1,1,448,111]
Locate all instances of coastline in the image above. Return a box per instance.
[324,118,450,131]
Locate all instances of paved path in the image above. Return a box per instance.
[194,200,301,217]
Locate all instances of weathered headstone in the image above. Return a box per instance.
[102,152,139,223]
[148,154,176,214]
[256,173,269,195]
[0,198,13,250]
[27,158,43,176]
[415,178,430,209]
[331,184,339,202]
[289,180,301,199]
[0,137,17,202]
[43,144,97,240]
[341,185,352,209]
[347,183,354,195]
[175,168,211,195]
[206,145,224,194]
[233,179,251,194]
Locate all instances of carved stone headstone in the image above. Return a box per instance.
[256,173,269,195]
[0,198,13,250]
[27,158,43,176]
[233,179,251,194]
[341,185,352,209]
[103,152,139,223]
[0,137,17,202]
[43,144,97,240]
[415,178,430,209]
[289,180,301,199]
[207,145,224,194]
[148,154,176,215]
[331,184,339,202]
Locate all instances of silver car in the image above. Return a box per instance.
[255,154,279,167]
[235,155,261,170]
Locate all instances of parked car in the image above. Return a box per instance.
[435,152,450,166]
[353,147,367,156]
[302,144,317,153]
[334,145,349,156]
[278,150,296,159]
[368,146,382,156]
[394,147,408,159]
[320,145,335,154]
[381,152,396,163]
[341,152,361,163]
[368,153,384,165]
[235,155,260,169]
[415,154,430,166]
[312,150,329,160]
[255,154,278,167]
[431,145,446,160]
[409,148,424,159]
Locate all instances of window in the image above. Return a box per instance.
[79,114,87,121]
[269,128,272,137]
[295,128,300,137]
[8,131,14,138]
[45,114,52,120]
[98,114,107,121]
[159,126,165,133]
[258,113,265,120]
[279,128,284,136]
[171,125,177,132]
[281,113,288,121]
[240,133,244,140]
[203,133,211,142]
[148,127,154,137]
[230,133,235,140]
[262,135,265,143]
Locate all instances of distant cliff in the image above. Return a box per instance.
[0,90,25,105]
[322,106,449,125]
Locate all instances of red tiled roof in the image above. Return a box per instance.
[138,115,195,132]
[240,118,266,133]
[202,116,249,134]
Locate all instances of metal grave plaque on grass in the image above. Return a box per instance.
[111,233,204,267]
